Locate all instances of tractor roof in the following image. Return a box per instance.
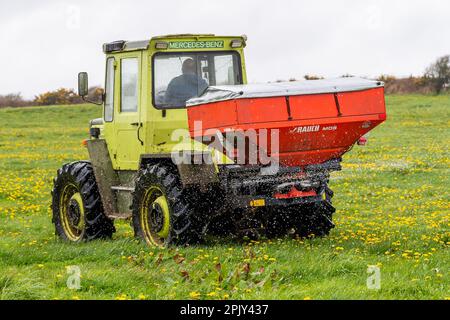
[103,34,247,54]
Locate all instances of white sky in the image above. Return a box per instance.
[0,0,449,99]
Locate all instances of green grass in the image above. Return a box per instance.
[0,95,449,300]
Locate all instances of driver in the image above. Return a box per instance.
[164,58,208,107]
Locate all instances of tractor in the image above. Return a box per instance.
[51,34,386,246]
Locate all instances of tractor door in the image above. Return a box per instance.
[113,52,144,170]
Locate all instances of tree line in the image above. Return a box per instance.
[282,56,449,95]
[0,87,104,108]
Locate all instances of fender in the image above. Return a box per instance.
[140,153,219,189]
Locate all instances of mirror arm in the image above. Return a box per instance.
[81,95,104,106]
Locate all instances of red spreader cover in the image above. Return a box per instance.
[187,80,386,167]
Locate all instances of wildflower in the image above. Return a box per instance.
[189,291,201,299]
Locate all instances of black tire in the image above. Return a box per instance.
[264,207,293,239]
[264,199,335,239]
[294,200,336,238]
[52,161,115,242]
[207,214,236,237]
[131,164,202,247]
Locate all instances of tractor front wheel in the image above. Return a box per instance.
[131,164,202,247]
[52,161,115,242]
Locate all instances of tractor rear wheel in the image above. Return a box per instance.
[264,208,293,239]
[52,161,115,242]
[294,201,336,238]
[131,164,203,247]
[264,200,335,239]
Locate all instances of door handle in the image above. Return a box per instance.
[132,123,144,146]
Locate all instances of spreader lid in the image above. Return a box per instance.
[187,77,384,107]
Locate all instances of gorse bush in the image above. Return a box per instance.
[34,88,82,106]
[33,87,104,106]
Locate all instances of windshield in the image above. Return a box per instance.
[153,52,242,109]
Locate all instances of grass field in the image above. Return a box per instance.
[0,95,448,300]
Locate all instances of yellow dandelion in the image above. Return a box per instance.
[189,291,201,299]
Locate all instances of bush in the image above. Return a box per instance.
[423,55,450,94]
[0,93,31,108]
[87,87,104,104]
[377,75,397,83]
[33,87,104,106]
[34,88,82,106]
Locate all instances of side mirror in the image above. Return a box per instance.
[78,72,89,97]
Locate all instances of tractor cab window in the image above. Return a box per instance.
[104,58,115,122]
[153,52,242,109]
[121,58,139,112]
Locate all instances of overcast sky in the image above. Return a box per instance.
[0,0,449,98]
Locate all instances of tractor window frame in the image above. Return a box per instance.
[151,51,243,110]
[104,57,115,122]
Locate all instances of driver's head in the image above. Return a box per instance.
[182,58,196,75]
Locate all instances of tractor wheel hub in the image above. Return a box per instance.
[68,198,81,226]
[150,203,165,233]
